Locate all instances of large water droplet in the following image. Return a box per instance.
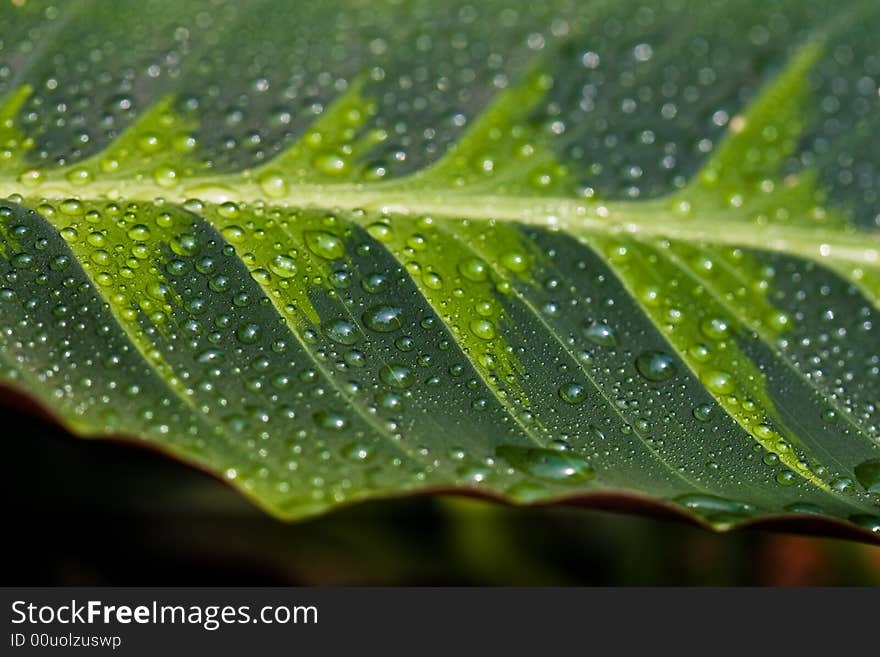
[635,350,676,382]
[700,317,731,341]
[775,470,797,486]
[305,230,345,260]
[236,323,262,344]
[469,318,496,340]
[343,441,373,462]
[268,254,297,278]
[379,364,415,389]
[496,446,594,482]
[675,494,755,522]
[362,273,389,294]
[363,305,404,332]
[702,369,735,395]
[583,321,618,347]
[323,318,359,345]
[127,224,151,242]
[314,152,348,176]
[314,410,349,431]
[221,225,245,243]
[854,458,880,493]
[558,382,587,404]
[785,502,825,515]
[458,257,489,282]
[501,251,528,272]
[258,171,288,198]
[692,402,715,422]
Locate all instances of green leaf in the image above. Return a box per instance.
[1,0,879,539]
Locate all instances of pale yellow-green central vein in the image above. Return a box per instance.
[2,176,877,273]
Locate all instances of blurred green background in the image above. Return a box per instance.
[3,403,878,586]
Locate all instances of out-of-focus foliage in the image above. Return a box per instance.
[4,411,880,585]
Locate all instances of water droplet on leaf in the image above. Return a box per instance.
[583,321,618,347]
[497,446,594,483]
[363,305,404,332]
[635,350,676,382]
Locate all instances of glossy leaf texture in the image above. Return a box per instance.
[1,0,879,538]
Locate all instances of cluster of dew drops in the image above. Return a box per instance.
[0,1,878,525]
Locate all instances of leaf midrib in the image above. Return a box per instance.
[2,174,878,272]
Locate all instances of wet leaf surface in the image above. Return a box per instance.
[1,0,879,537]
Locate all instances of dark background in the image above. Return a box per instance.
[3,405,879,586]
